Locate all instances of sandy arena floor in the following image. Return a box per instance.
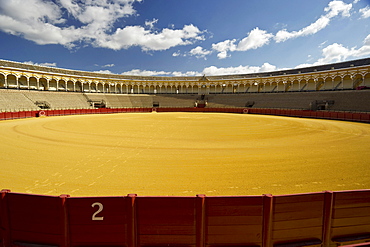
[0,112,369,197]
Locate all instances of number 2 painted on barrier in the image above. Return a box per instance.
[92,202,104,221]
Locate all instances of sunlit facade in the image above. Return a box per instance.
[0,58,369,94]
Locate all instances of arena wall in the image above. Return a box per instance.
[1,89,370,113]
[1,189,370,247]
[1,107,369,124]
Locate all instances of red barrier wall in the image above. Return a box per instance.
[0,108,369,124]
[67,196,131,246]
[2,190,370,247]
[0,192,68,247]
[206,196,264,246]
[137,197,197,247]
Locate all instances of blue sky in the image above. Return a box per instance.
[0,0,369,76]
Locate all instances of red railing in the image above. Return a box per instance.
[1,190,370,247]
[0,107,369,123]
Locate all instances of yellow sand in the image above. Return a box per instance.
[0,112,369,197]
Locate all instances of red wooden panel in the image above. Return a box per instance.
[49,110,57,116]
[18,111,26,118]
[137,197,196,246]
[0,192,3,244]
[353,113,362,120]
[323,112,331,119]
[300,110,308,117]
[5,193,66,246]
[288,109,295,116]
[11,112,20,119]
[5,112,12,119]
[272,193,325,244]
[247,108,254,114]
[361,113,370,122]
[299,110,308,117]
[316,111,324,118]
[206,196,263,246]
[0,112,5,120]
[290,110,299,117]
[24,111,32,118]
[338,112,346,120]
[344,112,353,121]
[310,111,318,118]
[330,112,338,119]
[331,190,370,242]
[67,196,129,246]
[30,111,39,118]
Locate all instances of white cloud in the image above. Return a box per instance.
[191,0,354,59]
[145,18,158,29]
[359,6,370,18]
[189,46,212,59]
[103,64,115,67]
[0,0,205,52]
[0,0,65,25]
[121,68,202,77]
[211,28,273,59]
[172,51,182,57]
[212,39,237,59]
[121,61,282,77]
[121,69,172,76]
[93,69,113,74]
[325,0,352,18]
[97,24,205,51]
[172,71,202,77]
[24,61,57,67]
[275,0,352,43]
[202,63,277,76]
[296,34,370,67]
[121,63,279,77]
[237,28,274,51]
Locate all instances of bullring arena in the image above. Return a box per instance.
[0,58,370,247]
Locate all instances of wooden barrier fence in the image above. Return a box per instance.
[0,107,369,123]
[1,190,370,247]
